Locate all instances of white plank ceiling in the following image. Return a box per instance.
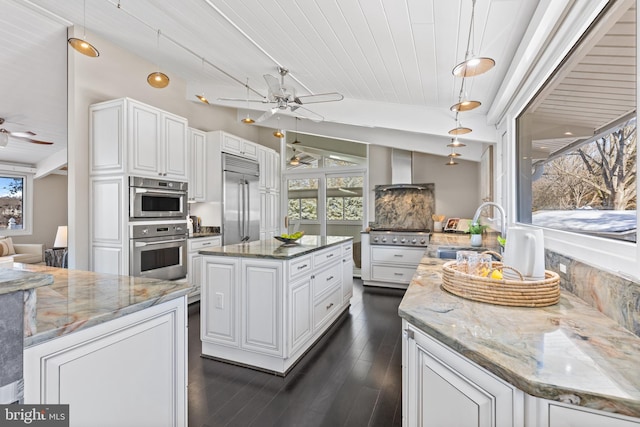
[0,0,635,167]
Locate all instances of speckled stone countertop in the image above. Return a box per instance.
[200,235,353,260]
[0,268,53,294]
[10,264,191,348]
[400,233,640,417]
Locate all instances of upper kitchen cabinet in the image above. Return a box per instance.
[188,128,206,202]
[219,132,258,160]
[258,146,280,193]
[90,98,188,181]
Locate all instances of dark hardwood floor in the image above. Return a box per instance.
[187,279,406,427]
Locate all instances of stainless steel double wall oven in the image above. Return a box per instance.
[129,176,188,280]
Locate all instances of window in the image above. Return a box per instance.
[287,178,319,221]
[0,171,32,235]
[326,176,364,221]
[516,2,637,244]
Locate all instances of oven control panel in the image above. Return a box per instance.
[370,231,430,246]
[131,223,187,239]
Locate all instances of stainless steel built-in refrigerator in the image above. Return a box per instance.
[222,153,260,245]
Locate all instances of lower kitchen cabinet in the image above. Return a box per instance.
[24,297,187,427]
[200,240,353,374]
[364,243,427,289]
[403,319,640,427]
[402,319,520,427]
[187,236,222,303]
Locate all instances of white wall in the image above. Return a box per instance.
[12,174,67,248]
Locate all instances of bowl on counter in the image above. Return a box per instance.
[274,232,305,246]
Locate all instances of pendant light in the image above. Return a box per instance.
[195,58,209,104]
[452,0,495,77]
[147,30,170,89]
[241,78,255,124]
[273,117,284,138]
[450,99,481,112]
[447,137,466,148]
[445,157,458,166]
[449,113,472,135]
[291,117,301,144]
[67,0,99,57]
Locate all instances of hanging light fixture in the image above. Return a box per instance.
[147,30,170,89]
[450,77,480,112]
[67,0,99,57]
[449,113,472,135]
[447,137,466,148]
[445,157,459,166]
[452,0,495,77]
[273,117,284,138]
[195,57,209,104]
[241,78,255,124]
[291,117,301,144]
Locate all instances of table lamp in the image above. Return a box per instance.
[53,225,68,249]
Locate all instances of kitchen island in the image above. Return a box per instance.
[400,233,640,426]
[11,263,191,427]
[199,235,353,374]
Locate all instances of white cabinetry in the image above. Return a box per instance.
[527,396,640,427]
[187,236,222,303]
[201,240,353,374]
[402,319,521,427]
[90,176,128,275]
[342,241,354,302]
[188,128,206,202]
[364,244,426,289]
[90,98,188,180]
[257,146,280,240]
[220,132,258,159]
[24,297,188,427]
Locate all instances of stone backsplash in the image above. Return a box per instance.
[546,250,640,337]
[374,184,435,230]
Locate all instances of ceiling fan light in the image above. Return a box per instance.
[452,57,495,77]
[195,94,209,104]
[448,126,472,135]
[289,157,300,166]
[450,100,481,112]
[147,71,170,88]
[68,37,100,57]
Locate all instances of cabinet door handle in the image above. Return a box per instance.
[394,254,403,257]
[394,272,403,276]
[326,253,334,258]
[326,302,334,310]
[326,275,334,281]
[403,328,414,340]
[202,242,211,246]
[297,264,308,270]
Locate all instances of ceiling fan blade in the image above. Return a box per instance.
[217,97,269,103]
[263,74,282,97]
[296,92,344,105]
[14,135,53,145]
[256,107,279,123]
[10,131,36,138]
[295,106,324,122]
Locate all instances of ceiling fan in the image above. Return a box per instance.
[220,67,344,123]
[0,118,54,146]
[288,147,315,166]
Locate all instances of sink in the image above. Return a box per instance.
[436,246,501,261]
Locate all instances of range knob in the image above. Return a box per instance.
[411,239,417,244]
[142,228,149,235]
[420,239,427,244]
[381,237,387,242]
[373,237,379,242]
[400,238,406,243]
[392,237,398,243]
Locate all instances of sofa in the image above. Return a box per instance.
[0,237,44,264]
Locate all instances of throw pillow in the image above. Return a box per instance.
[0,237,16,257]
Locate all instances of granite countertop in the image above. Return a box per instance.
[400,234,640,417]
[10,264,192,348]
[0,268,53,295]
[200,235,353,260]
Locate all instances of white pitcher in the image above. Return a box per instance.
[502,226,545,281]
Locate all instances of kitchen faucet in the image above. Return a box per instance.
[472,202,507,240]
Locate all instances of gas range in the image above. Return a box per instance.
[369,229,431,247]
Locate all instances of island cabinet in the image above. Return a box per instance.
[187,235,222,303]
[90,97,188,181]
[200,237,353,374]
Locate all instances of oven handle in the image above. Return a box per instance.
[134,238,186,247]
[133,187,186,196]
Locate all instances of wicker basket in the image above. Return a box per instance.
[441,260,560,307]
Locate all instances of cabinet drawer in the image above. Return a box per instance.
[314,246,342,267]
[342,242,353,256]
[371,264,417,284]
[189,237,221,252]
[371,246,424,265]
[313,285,341,329]
[313,263,341,298]
[289,255,312,279]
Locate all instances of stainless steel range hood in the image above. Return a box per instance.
[377,149,426,191]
